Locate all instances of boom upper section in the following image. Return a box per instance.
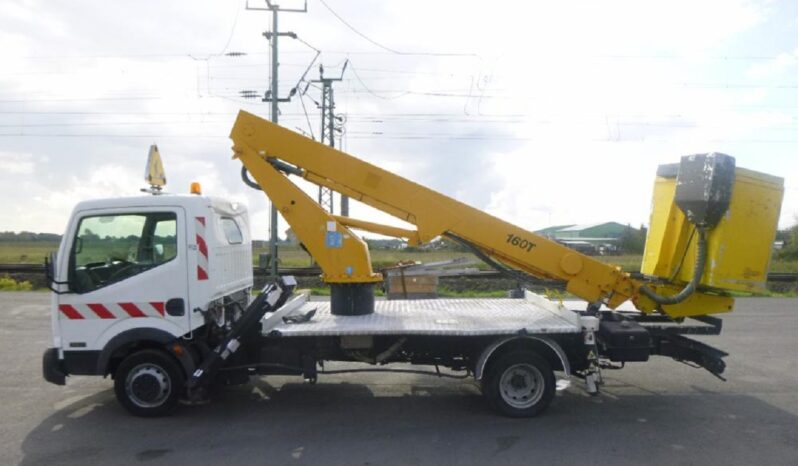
[230,110,782,318]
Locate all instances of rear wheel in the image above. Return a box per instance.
[482,351,555,418]
[114,349,183,417]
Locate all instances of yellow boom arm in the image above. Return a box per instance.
[230,110,742,317]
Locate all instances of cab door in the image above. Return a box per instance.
[56,207,190,351]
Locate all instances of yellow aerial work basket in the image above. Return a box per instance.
[642,159,784,294]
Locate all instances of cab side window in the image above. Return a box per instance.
[69,212,177,293]
[221,217,243,244]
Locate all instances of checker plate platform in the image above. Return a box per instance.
[268,293,582,337]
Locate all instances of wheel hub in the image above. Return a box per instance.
[126,364,171,408]
[499,363,544,409]
[131,374,161,402]
[510,373,528,390]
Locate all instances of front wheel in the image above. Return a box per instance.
[114,349,183,417]
[482,351,555,418]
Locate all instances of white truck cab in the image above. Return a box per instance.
[44,192,252,394]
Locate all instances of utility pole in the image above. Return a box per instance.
[246,0,307,279]
[311,60,349,216]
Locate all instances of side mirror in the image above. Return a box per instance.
[45,252,56,281]
[154,243,164,256]
[45,251,70,294]
[74,237,83,254]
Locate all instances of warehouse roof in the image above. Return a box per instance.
[535,224,575,235]
[558,222,624,232]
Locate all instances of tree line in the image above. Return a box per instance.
[0,231,61,242]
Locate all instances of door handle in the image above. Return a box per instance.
[165,298,185,317]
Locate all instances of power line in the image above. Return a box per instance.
[317,0,477,58]
[0,108,796,116]
[3,132,798,144]
[0,96,183,103]
[5,102,798,123]
[205,63,465,76]
[5,120,798,130]
[297,88,316,140]
[317,0,402,55]
[6,50,796,61]
[0,116,711,125]
[16,80,798,103]
[219,0,245,55]
[347,62,409,99]
[0,133,223,138]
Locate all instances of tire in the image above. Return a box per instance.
[482,351,555,418]
[113,349,184,417]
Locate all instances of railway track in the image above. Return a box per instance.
[2,263,796,282]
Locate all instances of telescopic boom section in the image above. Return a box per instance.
[230,110,732,316]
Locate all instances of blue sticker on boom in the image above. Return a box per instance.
[325,231,343,248]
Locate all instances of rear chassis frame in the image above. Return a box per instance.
[43,278,729,402]
[182,280,730,396]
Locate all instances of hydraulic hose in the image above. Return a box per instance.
[241,166,262,191]
[443,232,543,285]
[639,227,708,305]
[241,160,303,191]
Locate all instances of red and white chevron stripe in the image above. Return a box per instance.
[58,302,165,320]
[196,216,209,281]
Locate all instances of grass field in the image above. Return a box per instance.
[5,240,797,273]
[0,242,59,263]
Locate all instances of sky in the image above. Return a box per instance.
[0,0,796,240]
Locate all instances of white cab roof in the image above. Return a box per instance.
[72,194,247,215]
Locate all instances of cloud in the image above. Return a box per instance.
[31,164,141,214]
[746,48,798,79]
[0,0,795,238]
[485,140,658,231]
[0,152,35,174]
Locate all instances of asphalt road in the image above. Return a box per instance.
[2,292,797,466]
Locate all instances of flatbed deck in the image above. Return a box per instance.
[266,292,582,337]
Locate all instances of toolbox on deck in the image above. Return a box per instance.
[598,315,652,362]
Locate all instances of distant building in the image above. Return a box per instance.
[545,222,629,241]
[535,225,575,238]
[535,222,635,255]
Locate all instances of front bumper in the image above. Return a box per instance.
[43,348,66,385]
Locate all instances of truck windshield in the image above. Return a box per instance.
[69,212,177,293]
